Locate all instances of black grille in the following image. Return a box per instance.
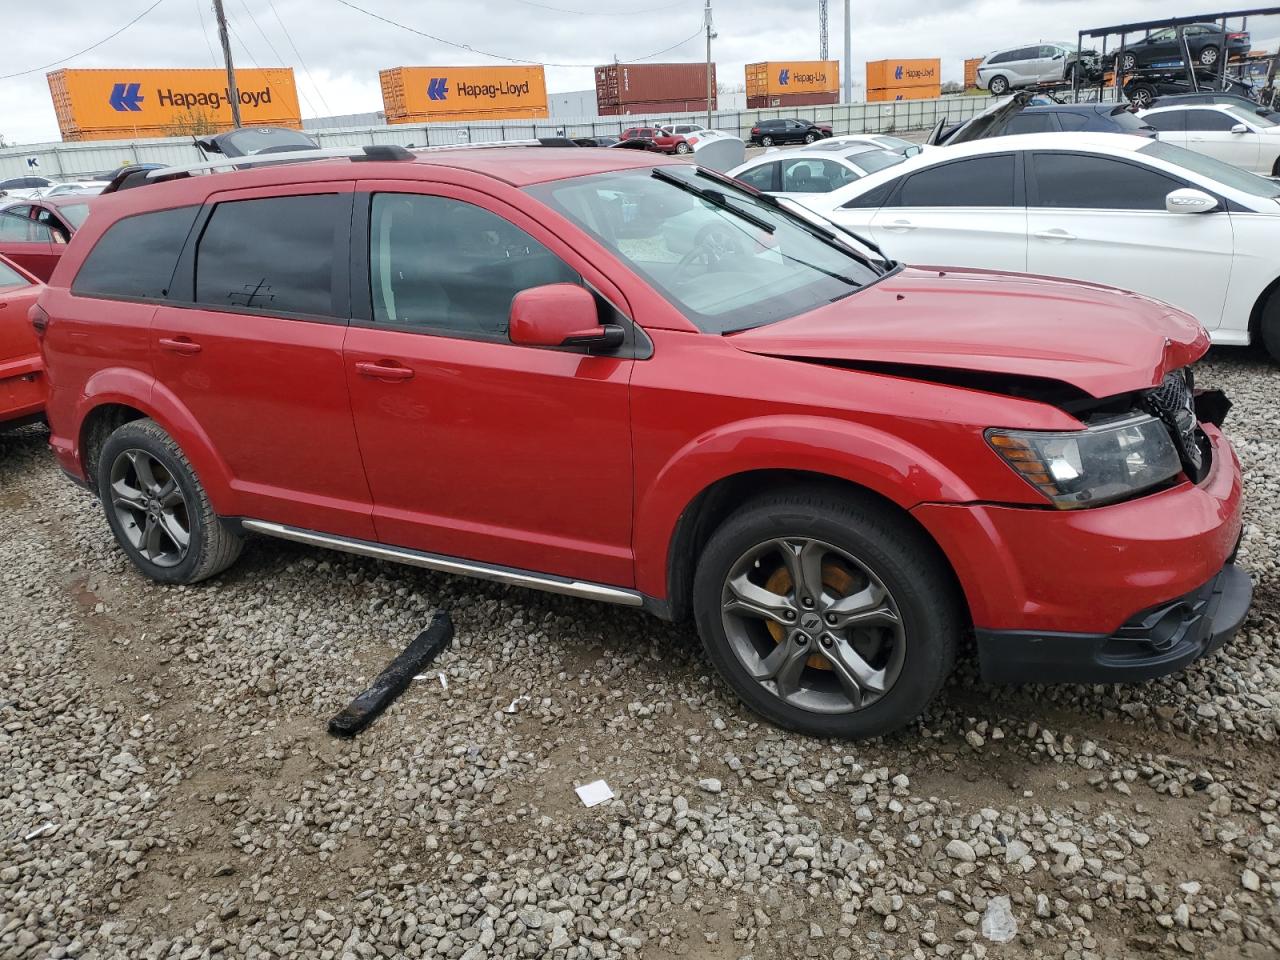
[1145,370,1209,483]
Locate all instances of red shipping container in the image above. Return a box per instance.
[595,62,715,108]
[746,91,839,109]
[599,98,716,116]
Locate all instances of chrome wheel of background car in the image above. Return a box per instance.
[1200,46,1219,66]
[989,76,1009,95]
[761,136,774,146]
[109,448,191,568]
[1121,53,1137,71]
[804,133,817,143]
[719,537,907,715]
[675,142,691,154]
[1130,86,1155,108]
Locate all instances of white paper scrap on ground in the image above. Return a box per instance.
[439,673,448,689]
[575,779,614,807]
[981,895,1017,943]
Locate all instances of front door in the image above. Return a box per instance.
[151,183,376,539]
[343,184,635,587]
[1026,151,1234,330]
[1183,108,1262,172]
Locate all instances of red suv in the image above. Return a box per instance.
[37,145,1249,739]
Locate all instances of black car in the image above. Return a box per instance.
[1145,91,1280,121]
[97,163,167,194]
[748,118,834,146]
[195,126,320,158]
[998,103,1157,137]
[1124,72,1256,108]
[573,136,620,147]
[1117,23,1250,72]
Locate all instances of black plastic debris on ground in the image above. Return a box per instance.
[327,610,454,738]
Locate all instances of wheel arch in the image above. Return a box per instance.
[1246,272,1280,345]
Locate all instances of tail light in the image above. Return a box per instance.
[29,303,50,339]
[1228,32,1247,40]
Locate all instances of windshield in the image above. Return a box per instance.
[58,203,91,229]
[527,165,886,334]
[849,150,906,174]
[1227,105,1274,127]
[1140,139,1280,198]
[873,135,913,151]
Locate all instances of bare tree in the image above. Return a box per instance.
[167,108,220,138]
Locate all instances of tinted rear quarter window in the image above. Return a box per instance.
[0,260,29,288]
[895,155,1015,207]
[1006,113,1060,134]
[1032,152,1182,209]
[72,206,199,299]
[1144,110,1186,132]
[194,194,344,317]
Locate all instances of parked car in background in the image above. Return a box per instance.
[931,95,1155,144]
[659,123,708,153]
[574,135,620,147]
[728,145,907,196]
[0,254,46,430]
[35,145,1249,739]
[1140,102,1280,175]
[803,131,1280,356]
[41,182,106,198]
[1117,23,1250,72]
[0,195,93,281]
[807,134,924,157]
[976,42,1102,95]
[196,126,320,158]
[1148,91,1280,122]
[619,126,668,152]
[0,176,55,200]
[748,118,833,146]
[98,163,168,194]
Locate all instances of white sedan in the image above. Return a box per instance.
[728,145,908,199]
[1140,102,1280,176]
[799,131,1280,357]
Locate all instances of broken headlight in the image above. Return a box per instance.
[986,415,1182,509]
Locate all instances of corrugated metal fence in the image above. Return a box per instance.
[0,95,992,180]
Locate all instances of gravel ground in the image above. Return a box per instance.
[2,349,1279,960]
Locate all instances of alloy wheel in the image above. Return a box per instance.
[109,448,191,568]
[719,537,907,715]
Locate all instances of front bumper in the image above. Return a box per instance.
[976,561,1251,683]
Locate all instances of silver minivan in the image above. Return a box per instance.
[976,42,1097,95]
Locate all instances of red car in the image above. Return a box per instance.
[36,146,1249,739]
[0,255,46,428]
[620,126,696,155]
[0,195,93,281]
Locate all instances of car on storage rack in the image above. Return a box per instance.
[1116,23,1250,72]
[36,143,1249,739]
[748,118,833,146]
[1139,102,1280,175]
[728,145,908,197]
[0,194,94,281]
[975,41,1103,95]
[1124,72,1259,109]
[0,254,46,430]
[800,131,1280,357]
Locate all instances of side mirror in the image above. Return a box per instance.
[903,144,923,157]
[1231,122,1249,134]
[509,283,624,351]
[1165,187,1219,214]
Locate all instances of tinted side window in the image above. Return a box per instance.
[1056,112,1092,131]
[894,155,1015,207]
[736,162,778,191]
[0,213,36,242]
[1144,111,1186,132]
[842,177,901,209]
[73,206,200,300]
[369,194,581,340]
[0,260,29,288]
[1184,109,1238,131]
[195,195,343,317]
[1006,113,1060,134]
[1032,153,1181,209]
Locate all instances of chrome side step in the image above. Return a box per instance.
[240,519,645,607]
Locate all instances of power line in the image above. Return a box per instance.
[0,0,168,81]
[505,0,687,14]
[265,0,333,114]
[236,0,320,116]
[195,0,219,66]
[332,0,702,67]
[228,17,319,117]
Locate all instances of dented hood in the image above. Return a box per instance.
[727,267,1209,398]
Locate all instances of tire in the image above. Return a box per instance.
[692,487,961,739]
[96,418,243,585]
[1128,84,1156,108]
[803,132,818,143]
[1273,155,1280,178]
[1260,288,1280,363]
[1199,45,1220,67]
[675,141,691,154]
[761,135,774,146]
[1121,53,1137,72]
[988,75,1009,95]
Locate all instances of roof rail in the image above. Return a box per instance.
[147,144,414,182]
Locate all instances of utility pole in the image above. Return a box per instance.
[819,0,828,60]
[842,0,851,102]
[705,0,715,130]
[211,0,243,128]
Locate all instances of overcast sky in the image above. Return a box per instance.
[4,0,1278,144]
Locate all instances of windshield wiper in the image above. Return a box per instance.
[776,198,891,262]
[651,167,775,234]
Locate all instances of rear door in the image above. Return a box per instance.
[343,182,635,586]
[864,153,1028,272]
[0,257,44,423]
[151,183,376,540]
[1143,108,1188,148]
[1025,150,1234,329]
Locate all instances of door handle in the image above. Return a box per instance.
[1033,229,1076,242]
[158,337,202,355]
[883,219,917,232]
[355,360,415,382]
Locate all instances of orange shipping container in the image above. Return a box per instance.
[865,59,941,91]
[867,84,942,102]
[381,66,548,123]
[46,68,301,141]
[745,60,839,97]
[964,57,983,88]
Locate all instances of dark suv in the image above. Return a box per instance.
[749,118,834,146]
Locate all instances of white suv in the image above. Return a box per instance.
[976,42,1097,95]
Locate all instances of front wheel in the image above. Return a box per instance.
[692,488,960,738]
[988,75,1009,95]
[97,418,243,585]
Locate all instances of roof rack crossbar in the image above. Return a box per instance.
[147,145,412,181]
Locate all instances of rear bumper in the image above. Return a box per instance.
[976,561,1251,683]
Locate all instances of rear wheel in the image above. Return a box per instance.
[675,141,691,154]
[1128,83,1157,108]
[988,75,1009,95]
[803,132,818,143]
[1259,288,1280,363]
[761,135,774,146]
[97,419,243,585]
[692,488,961,738]
[1199,45,1221,67]
[1120,52,1137,72]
